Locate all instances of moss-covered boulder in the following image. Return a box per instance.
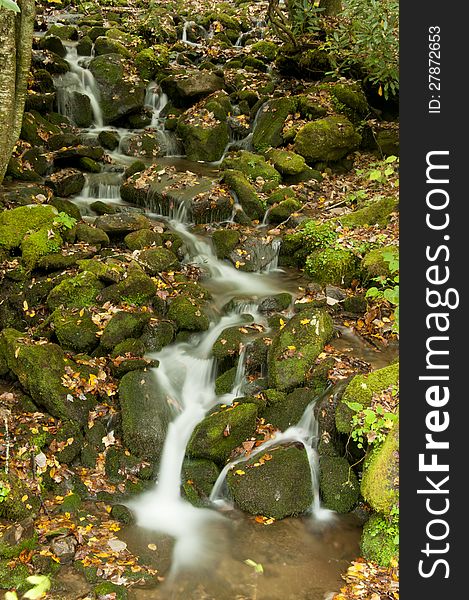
[252,97,296,151]
[178,115,229,163]
[160,72,225,108]
[140,320,175,353]
[268,308,334,392]
[222,170,264,220]
[124,229,163,251]
[261,387,316,430]
[46,24,78,40]
[167,296,210,331]
[47,272,105,310]
[0,205,57,251]
[94,213,152,235]
[212,323,253,361]
[52,308,100,353]
[0,518,37,559]
[336,363,399,434]
[211,229,241,259]
[94,581,128,600]
[0,473,41,522]
[360,513,399,567]
[98,271,157,307]
[139,247,179,275]
[135,46,170,80]
[305,248,358,287]
[215,366,237,395]
[295,116,361,163]
[50,197,82,221]
[266,149,307,176]
[94,36,131,58]
[89,54,145,124]
[361,245,399,281]
[340,196,398,228]
[361,416,399,515]
[45,168,86,197]
[223,151,281,186]
[187,403,258,464]
[119,370,173,462]
[319,455,359,513]
[100,311,152,351]
[250,40,278,61]
[268,198,303,224]
[181,458,221,507]
[20,228,63,270]
[0,329,94,424]
[227,444,313,518]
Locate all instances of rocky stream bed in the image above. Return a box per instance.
[0,1,399,598]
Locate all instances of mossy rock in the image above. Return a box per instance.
[21,227,63,270]
[90,201,118,216]
[266,188,296,206]
[223,151,281,185]
[252,97,296,151]
[177,116,229,163]
[250,40,278,61]
[227,444,313,519]
[212,323,253,360]
[222,170,264,221]
[361,245,399,281]
[215,366,237,395]
[94,581,128,600]
[211,229,241,259]
[47,272,105,310]
[0,204,57,251]
[361,416,399,515]
[319,455,359,513]
[305,248,358,287]
[111,338,146,358]
[268,308,334,392]
[266,149,306,176]
[327,82,369,124]
[46,24,78,40]
[94,36,131,58]
[119,370,173,462]
[261,387,316,431]
[98,130,120,151]
[0,559,31,594]
[139,247,179,274]
[98,272,157,307]
[135,46,170,80]
[167,296,210,331]
[181,458,221,507]
[268,199,303,224]
[295,116,361,163]
[187,403,258,464]
[59,492,82,514]
[0,473,41,522]
[340,196,398,228]
[77,259,125,284]
[360,513,399,567]
[0,520,38,559]
[100,311,152,351]
[259,293,292,313]
[52,308,99,353]
[75,223,110,247]
[20,111,62,146]
[50,197,82,221]
[336,363,399,434]
[124,229,163,251]
[140,320,175,353]
[110,504,134,525]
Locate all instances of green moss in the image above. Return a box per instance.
[0,559,31,594]
[340,197,399,228]
[111,338,146,358]
[0,473,41,521]
[101,311,152,351]
[336,363,400,434]
[177,117,229,163]
[47,272,105,310]
[250,40,278,61]
[266,149,306,176]
[21,227,63,270]
[94,581,128,599]
[0,531,38,560]
[361,416,399,515]
[268,308,334,392]
[361,245,399,280]
[227,445,313,519]
[95,36,131,58]
[294,116,361,163]
[140,320,175,352]
[99,272,157,307]
[252,97,296,151]
[75,223,110,246]
[187,403,258,463]
[215,366,237,395]
[167,296,210,331]
[223,151,281,185]
[0,205,57,251]
[139,247,179,274]
[360,513,399,567]
[266,188,296,206]
[268,199,303,224]
[59,493,82,514]
[261,387,316,431]
[211,229,241,259]
[305,248,358,287]
[52,308,99,353]
[181,458,221,506]
[124,229,162,251]
[222,170,264,221]
[319,455,359,513]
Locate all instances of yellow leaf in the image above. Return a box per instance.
[235,469,245,476]
[378,85,383,96]
[287,345,296,351]
[21,495,28,503]
[300,318,310,325]
[79,308,85,317]
[279,318,286,330]
[147,543,157,551]
[23,300,29,311]
[88,373,97,386]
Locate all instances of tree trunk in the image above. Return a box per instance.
[0,0,35,184]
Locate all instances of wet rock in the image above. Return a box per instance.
[100,311,152,351]
[222,170,264,221]
[47,271,105,310]
[139,320,175,352]
[51,536,77,564]
[119,131,161,159]
[125,109,153,129]
[212,322,254,361]
[252,97,296,151]
[261,387,316,431]
[139,247,179,274]
[94,35,131,58]
[336,363,399,434]
[98,130,120,151]
[54,145,104,166]
[211,228,241,259]
[177,114,229,163]
[268,307,334,392]
[119,370,173,462]
[25,91,56,113]
[124,228,162,251]
[111,504,135,525]
[87,26,108,41]
[75,223,110,247]
[223,150,281,187]
[181,458,221,507]
[319,455,359,513]
[45,168,85,197]
[187,403,258,463]
[51,308,100,353]
[39,34,66,57]
[94,212,152,235]
[90,201,118,215]
[228,236,279,272]
[161,71,225,108]
[305,248,358,287]
[77,35,93,56]
[20,111,62,146]
[46,24,78,40]
[268,199,303,224]
[295,116,361,163]
[89,54,145,124]
[227,444,313,519]
[39,50,70,75]
[167,296,210,332]
[259,293,292,313]
[6,157,41,182]
[0,184,51,207]
[47,132,81,151]
[123,159,146,179]
[97,270,157,307]
[31,68,55,94]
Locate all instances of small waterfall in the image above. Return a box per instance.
[72,171,124,213]
[264,238,282,272]
[181,20,204,47]
[144,82,169,128]
[55,45,103,128]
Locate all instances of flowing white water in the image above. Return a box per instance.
[55,45,104,128]
[181,20,205,47]
[144,82,169,129]
[72,171,125,213]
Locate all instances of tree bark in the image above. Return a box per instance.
[0,0,35,184]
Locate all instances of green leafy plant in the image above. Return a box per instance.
[298,220,339,251]
[267,0,324,45]
[0,481,10,503]
[0,0,20,12]
[365,249,399,332]
[346,400,397,449]
[325,0,399,99]
[53,212,77,231]
[355,155,398,185]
